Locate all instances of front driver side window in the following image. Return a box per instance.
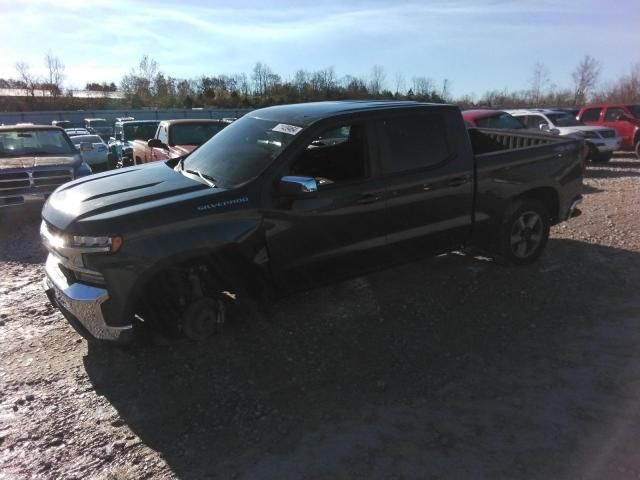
[289,124,368,186]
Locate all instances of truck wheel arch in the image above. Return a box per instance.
[512,187,559,224]
[127,247,269,335]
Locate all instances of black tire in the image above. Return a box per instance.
[635,141,640,160]
[594,151,612,163]
[499,199,550,266]
[587,144,611,163]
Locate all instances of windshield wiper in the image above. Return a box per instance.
[185,169,216,187]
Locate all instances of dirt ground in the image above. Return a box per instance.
[1,153,640,480]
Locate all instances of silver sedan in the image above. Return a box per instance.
[69,134,111,171]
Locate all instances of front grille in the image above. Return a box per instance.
[0,171,30,189]
[0,168,73,193]
[599,130,617,138]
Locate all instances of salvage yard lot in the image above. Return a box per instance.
[1,154,640,479]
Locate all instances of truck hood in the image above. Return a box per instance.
[42,161,213,230]
[0,154,79,170]
[556,125,616,135]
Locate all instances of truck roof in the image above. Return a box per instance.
[506,109,566,115]
[0,124,63,132]
[247,100,452,127]
[159,118,233,126]
[115,120,160,126]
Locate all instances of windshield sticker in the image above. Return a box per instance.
[272,123,302,135]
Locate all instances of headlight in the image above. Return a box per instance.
[41,221,123,253]
[71,235,123,252]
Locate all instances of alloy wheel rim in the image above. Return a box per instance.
[510,211,543,258]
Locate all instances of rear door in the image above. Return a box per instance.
[375,109,474,261]
[264,118,388,291]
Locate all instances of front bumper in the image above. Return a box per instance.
[43,254,133,342]
[565,195,583,220]
[588,137,621,153]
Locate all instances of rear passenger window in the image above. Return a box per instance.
[379,114,450,173]
[604,108,625,122]
[581,108,601,122]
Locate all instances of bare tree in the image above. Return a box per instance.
[572,55,601,105]
[15,62,38,97]
[411,76,434,97]
[44,51,65,98]
[529,61,550,106]
[368,65,386,95]
[121,55,160,101]
[441,78,451,102]
[394,72,406,95]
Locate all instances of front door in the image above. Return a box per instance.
[264,120,388,292]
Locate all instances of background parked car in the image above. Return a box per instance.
[51,120,72,129]
[507,108,620,162]
[84,118,113,141]
[68,134,111,172]
[132,118,231,164]
[108,120,159,167]
[0,125,92,208]
[64,127,90,136]
[461,109,527,129]
[578,104,640,158]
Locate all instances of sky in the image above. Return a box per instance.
[0,0,637,98]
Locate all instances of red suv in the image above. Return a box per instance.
[578,104,640,158]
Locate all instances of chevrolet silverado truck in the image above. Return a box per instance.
[41,101,584,344]
[577,104,640,158]
[108,120,160,168]
[130,119,231,165]
[0,125,92,209]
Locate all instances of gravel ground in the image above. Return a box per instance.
[1,153,640,479]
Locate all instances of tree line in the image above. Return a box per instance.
[1,53,639,112]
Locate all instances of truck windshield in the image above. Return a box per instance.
[0,129,76,156]
[626,105,640,119]
[123,123,158,140]
[88,120,107,127]
[183,116,297,188]
[170,123,226,146]
[547,113,583,127]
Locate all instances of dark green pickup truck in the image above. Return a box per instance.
[41,101,585,344]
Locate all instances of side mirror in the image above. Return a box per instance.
[80,142,93,152]
[539,123,550,131]
[278,176,318,198]
[115,133,122,141]
[147,138,167,149]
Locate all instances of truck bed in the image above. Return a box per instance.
[469,127,571,156]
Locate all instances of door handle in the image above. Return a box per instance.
[357,194,381,204]
[447,176,469,187]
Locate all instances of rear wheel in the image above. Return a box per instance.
[499,199,550,266]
